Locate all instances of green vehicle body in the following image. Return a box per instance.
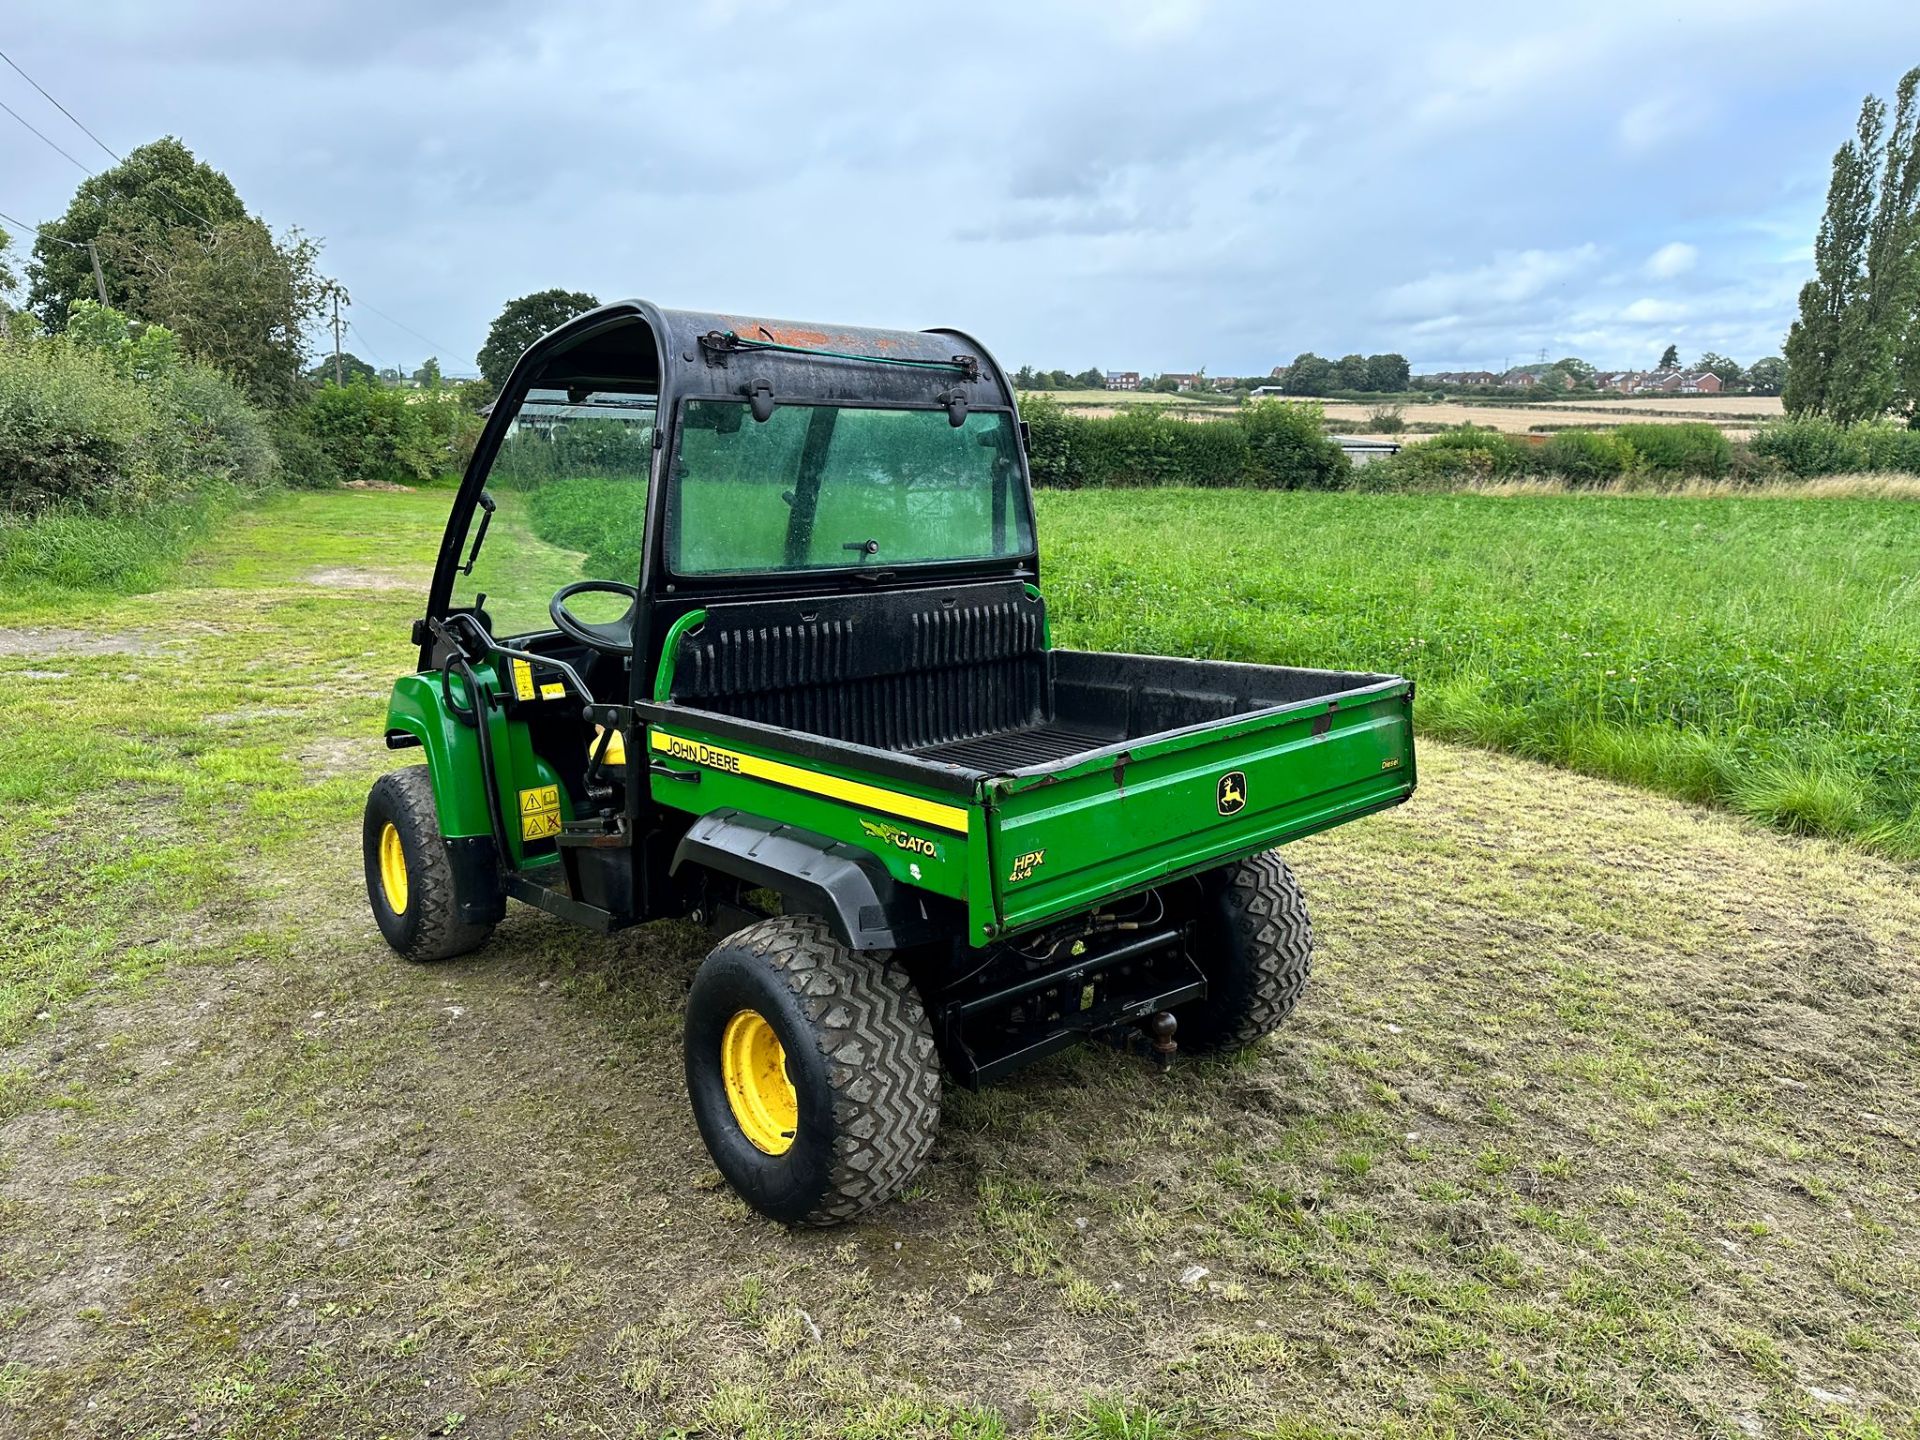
[378,300,1414,1090]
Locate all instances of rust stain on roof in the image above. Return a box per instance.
[720,318,913,353]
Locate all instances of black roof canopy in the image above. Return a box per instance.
[513,300,1015,413]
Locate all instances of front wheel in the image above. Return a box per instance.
[1174,850,1313,1053]
[362,766,495,962]
[685,916,941,1226]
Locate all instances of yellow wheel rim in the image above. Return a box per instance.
[378,821,410,915]
[721,1009,797,1156]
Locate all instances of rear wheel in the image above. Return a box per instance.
[1175,850,1313,1053]
[685,916,941,1226]
[362,766,495,962]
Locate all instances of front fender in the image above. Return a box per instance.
[384,671,494,838]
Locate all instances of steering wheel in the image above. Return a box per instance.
[549,580,639,656]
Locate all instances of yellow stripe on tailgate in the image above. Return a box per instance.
[650,729,969,833]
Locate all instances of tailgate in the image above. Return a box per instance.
[984,680,1413,934]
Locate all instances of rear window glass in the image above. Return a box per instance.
[667,401,1032,576]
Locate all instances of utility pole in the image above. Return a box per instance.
[84,239,107,305]
[330,285,344,386]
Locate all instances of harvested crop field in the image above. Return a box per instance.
[1315,395,1783,439]
[1034,392,1784,439]
[2,489,1917,1438]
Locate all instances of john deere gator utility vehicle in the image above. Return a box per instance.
[364,302,1415,1225]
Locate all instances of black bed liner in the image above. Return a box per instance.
[662,581,1398,781]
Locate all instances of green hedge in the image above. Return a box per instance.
[1613,422,1731,477]
[0,311,276,514]
[1752,417,1920,476]
[295,380,481,487]
[1022,396,1348,490]
[1539,429,1636,486]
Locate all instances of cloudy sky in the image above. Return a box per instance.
[7,1,1920,378]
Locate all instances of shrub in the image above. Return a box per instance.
[1423,424,1526,475]
[0,336,155,511]
[1614,422,1731,477]
[297,379,461,484]
[1018,396,1345,491]
[1844,420,1920,473]
[159,364,278,490]
[1539,430,1635,487]
[1236,399,1349,490]
[1364,404,1406,435]
[1751,417,1855,477]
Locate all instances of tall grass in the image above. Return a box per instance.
[1040,489,1920,861]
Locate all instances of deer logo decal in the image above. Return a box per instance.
[1217,770,1247,816]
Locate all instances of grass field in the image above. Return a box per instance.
[1039,488,1920,862]
[1,488,1917,1437]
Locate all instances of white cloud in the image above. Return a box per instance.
[1622,297,1688,322]
[1646,242,1698,278]
[1618,96,1686,152]
[1380,245,1602,320]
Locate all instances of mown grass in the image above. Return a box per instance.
[1038,489,1920,861]
[2,486,1918,1438]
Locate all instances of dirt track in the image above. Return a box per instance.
[1,491,1915,1438]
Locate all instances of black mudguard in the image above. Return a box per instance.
[671,810,945,951]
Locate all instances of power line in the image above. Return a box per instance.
[344,319,385,367]
[0,48,121,163]
[2,51,459,365]
[0,95,90,174]
[0,205,80,248]
[353,297,459,360]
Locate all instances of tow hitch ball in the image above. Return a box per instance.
[1143,1011,1178,1069]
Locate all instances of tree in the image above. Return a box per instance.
[308,351,377,386]
[1282,352,1336,396]
[1073,366,1104,389]
[26,137,247,329]
[0,225,17,302]
[1365,353,1411,392]
[1745,356,1787,394]
[412,356,443,388]
[1011,364,1038,389]
[1784,67,1920,422]
[1696,352,1744,386]
[1331,353,1368,391]
[1658,343,1680,370]
[1554,356,1595,383]
[1147,373,1182,393]
[127,218,327,409]
[477,289,600,393]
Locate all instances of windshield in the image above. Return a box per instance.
[667,401,1032,576]
[451,387,655,637]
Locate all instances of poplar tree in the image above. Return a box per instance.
[1784,68,1920,423]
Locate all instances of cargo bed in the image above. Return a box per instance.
[641,645,1415,947]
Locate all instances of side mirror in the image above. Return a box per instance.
[746,376,776,423]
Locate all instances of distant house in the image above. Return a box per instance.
[1269,365,1289,379]
[1105,370,1140,391]
[1249,384,1287,397]
[1674,370,1723,394]
[1428,371,1498,387]
[1500,368,1539,388]
[1160,373,1202,391]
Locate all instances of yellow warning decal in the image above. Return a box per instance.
[511,658,535,701]
[539,682,566,701]
[649,729,968,833]
[518,784,562,841]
